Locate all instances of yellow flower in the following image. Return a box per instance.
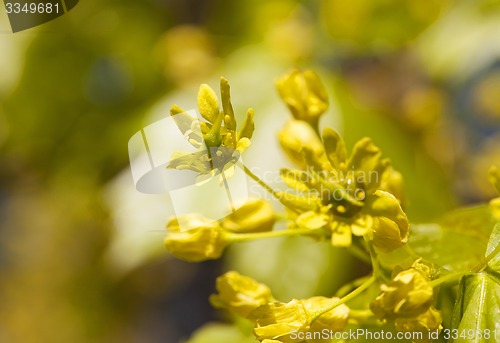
[395,307,443,343]
[276,69,329,129]
[370,263,434,320]
[249,299,310,343]
[220,199,276,233]
[280,128,408,252]
[167,77,254,175]
[279,120,325,169]
[301,296,349,333]
[209,271,275,317]
[164,214,228,262]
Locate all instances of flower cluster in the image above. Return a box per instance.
[211,272,350,343]
[276,70,408,253]
[158,72,465,343]
[370,261,442,341]
[276,69,329,130]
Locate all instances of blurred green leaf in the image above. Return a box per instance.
[186,323,255,343]
[485,222,500,273]
[450,222,500,342]
[450,273,500,342]
[409,205,495,271]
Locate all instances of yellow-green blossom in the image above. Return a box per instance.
[221,199,276,233]
[167,77,254,176]
[370,263,434,320]
[248,296,351,343]
[209,271,275,317]
[164,215,228,262]
[279,120,325,169]
[249,299,310,343]
[276,69,329,129]
[280,127,409,252]
[395,307,443,343]
[301,296,349,333]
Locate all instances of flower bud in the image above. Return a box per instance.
[249,299,309,343]
[301,296,349,333]
[364,190,409,253]
[279,120,325,168]
[395,307,443,342]
[209,271,274,317]
[221,199,276,233]
[276,69,329,127]
[370,267,434,319]
[165,215,228,262]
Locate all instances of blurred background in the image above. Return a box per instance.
[1,0,500,342]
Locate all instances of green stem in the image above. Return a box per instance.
[238,162,283,201]
[429,271,467,288]
[227,228,325,243]
[364,237,382,280]
[348,309,373,321]
[310,275,376,323]
[335,275,371,297]
[347,243,372,265]
[472,242,500,273]
[402,243,420,260]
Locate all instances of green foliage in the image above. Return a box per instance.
[186,323,255,343]
[450,223,500,342]
[409,206,495,272]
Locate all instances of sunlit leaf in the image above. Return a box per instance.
[450,273,500,343]
[408,205,496,272]
[186,323,255,343]
[485,222,500,274]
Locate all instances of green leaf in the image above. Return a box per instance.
[450,273,500,343]
[485,222,500,274]
[408,205,496,272]
[186,323,255,343]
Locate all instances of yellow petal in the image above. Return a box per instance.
[209,271,274,317]
[220,77,237,130]
[278,120,324,168]
[238,108,255,140]
[198,84,220,123]
[347,137,381,173]
[221,199,276,233]
[322,127,347,171]
[296,211,329,229]
[331,222,352,247]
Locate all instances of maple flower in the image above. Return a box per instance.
[279,126,409,252]
[209,271,275,317]
[370,262,435,319]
